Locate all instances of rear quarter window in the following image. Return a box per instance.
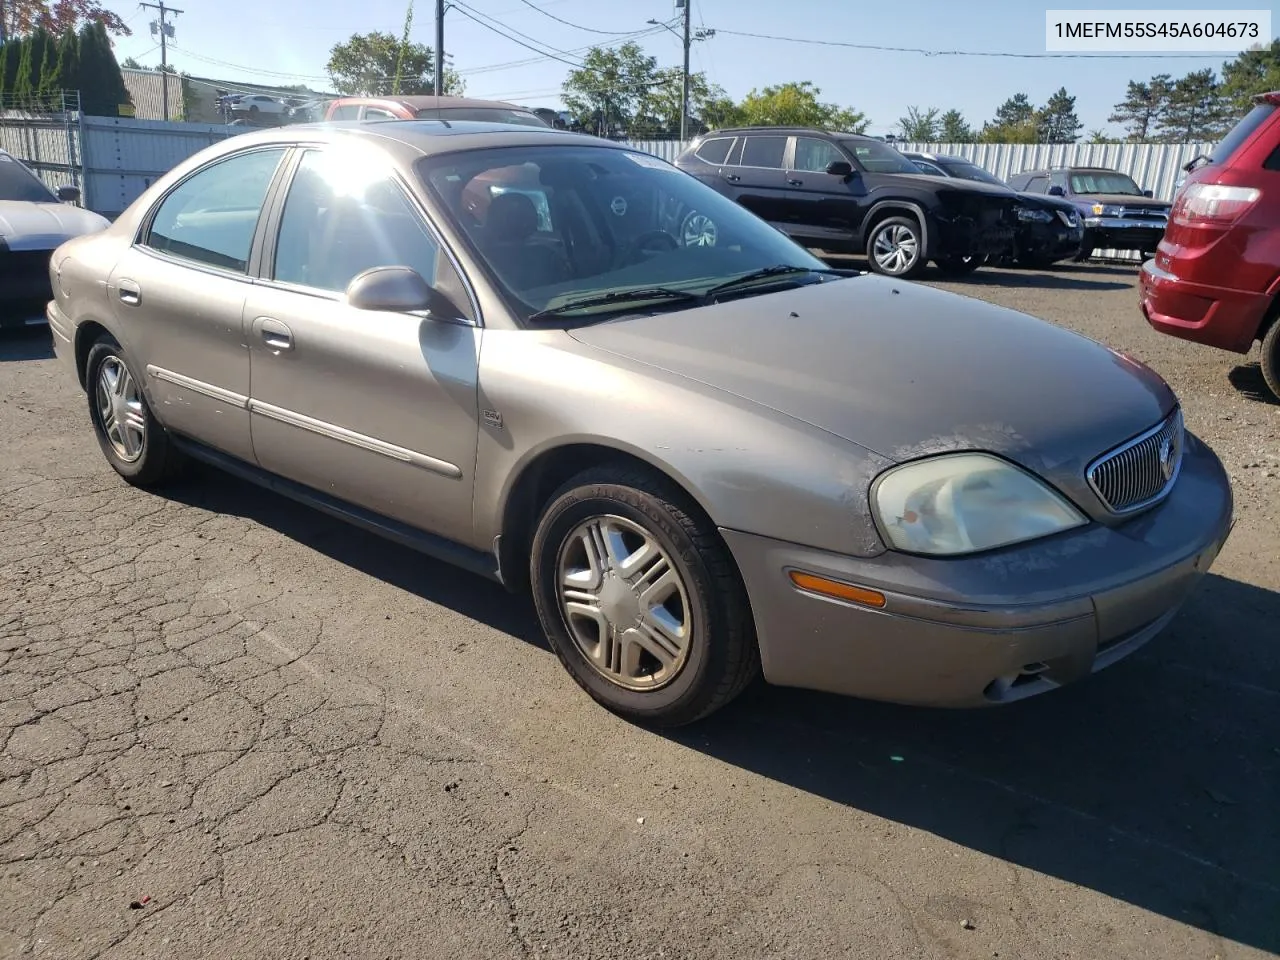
[1211,103,1276,165]
[694,137,734,164]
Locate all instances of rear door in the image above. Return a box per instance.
[107,145,289,464]
[726,134,790,226]
[782,135,869,242]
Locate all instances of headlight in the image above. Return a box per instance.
[1090,203,1123,217]
[1016,207,1053,222]
[871,453,1087,556]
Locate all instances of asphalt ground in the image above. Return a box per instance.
[2,260,1278,959]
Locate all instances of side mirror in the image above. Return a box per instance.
[825,160,854,179]
[346,266,440,313]
[56,184,81,204]
[1142,188,1154,198]
[1046,184,1065,197]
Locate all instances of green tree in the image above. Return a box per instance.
[120,55,142,69]
[10,34,33,101]
[24,26,48,89]
[634,66,731,137]
[939,109,974,142]
[325,31,459,97]
[1086,128,1116,143]
[3,0,129,43]
[1,39,26,96]
[562,42,659,136]
[979,92,1040,142]
[76,20,128,115]
[897,105,940,141]
[1108,74,1172,140]
[737,81,867,132]
[1158,68,1231,141]
[1219,39,1280,115]
[699,93,742,130]
[52,28,78,102]
[1038,86,1081,142]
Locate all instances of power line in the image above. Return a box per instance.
[711,27,1225,59]
[447,2,587,68]
[510,0,647,36]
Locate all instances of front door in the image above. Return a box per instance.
[783,136,869,243]
[244,147,481,545]
[109,146,289,463]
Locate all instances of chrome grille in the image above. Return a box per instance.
[1087,409,1184,514]
[1117,206,1169,222]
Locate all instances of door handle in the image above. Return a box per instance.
[254,316,293,351]
[723,173,740,182]
[117,279,141,306]
[787,178,803,186]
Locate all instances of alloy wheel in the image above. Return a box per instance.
[95,356,146,463]
[681,212,718,247]
[872,223,919,274]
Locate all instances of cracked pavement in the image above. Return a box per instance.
[2,265,1279,959]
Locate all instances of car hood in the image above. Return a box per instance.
[1074,193,1170,210]
[892,173,1016,198]
[568,276,1174,477]
[0,201,109,251]
[1014,193,1079,214]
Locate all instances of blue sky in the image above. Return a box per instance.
[103,0,1253,136]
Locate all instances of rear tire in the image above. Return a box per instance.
[1260,319,1280,402]
[85,336,186,488]
[529,464,759,727]
[865,215,927,279]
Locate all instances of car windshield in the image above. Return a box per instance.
[839,140,919,175]
[419,144,832,323]
[0,153,57,202]
[420,107,548,127]
[940,160,1006,187]
[1069,171,1142,195]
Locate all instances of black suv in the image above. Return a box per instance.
[1006,166,1170,261]
[674,127,1016,278]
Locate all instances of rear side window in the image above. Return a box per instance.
[330,104,359,120]
[694,137,734,164]
[740,136,787,168]
[146,148,286,272]
[363,108,396,120]
[1211,103,1276,165]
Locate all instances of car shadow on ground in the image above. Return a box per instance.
[0,326,55,362]
[163,468,1278,953]
[940,267,1132,292]
[1227,363,1280,406]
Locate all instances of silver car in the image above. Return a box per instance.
[46,122,1234,726]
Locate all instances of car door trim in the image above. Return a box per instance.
[247,399,463,479]
[146,365,249,408]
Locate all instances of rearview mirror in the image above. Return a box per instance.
[1047,184,1065,197]
[346,266,439,313]
[56,184,81,203]
[1142,188,1154,198]
[825,160,854,179]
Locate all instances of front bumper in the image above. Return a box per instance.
[0,246,55,327]
[1014,219,1085,262]
[1082,217,1166,253]
[721,432,1232,707]
[931,214,1015,260]
[1139,258,1271,354]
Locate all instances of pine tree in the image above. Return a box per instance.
[53,31,80,109]
[25,29,50,93]
[1038,87,1082,143]
[1158,69,1232,142]
[2,41,24,93]
[12,37,34,105]
[77,21,129,116]
[37,32,61,106]
[939,109,974,142]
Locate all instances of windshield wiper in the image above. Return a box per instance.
[527,287,703,322]
[1183,153,1212,173]
[701,265,844,302]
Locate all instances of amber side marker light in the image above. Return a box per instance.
[789,571,887,608]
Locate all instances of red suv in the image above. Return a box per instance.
[1139,91,1280,399]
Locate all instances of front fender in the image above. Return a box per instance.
[859,199,933,257]
[471,329,893,559]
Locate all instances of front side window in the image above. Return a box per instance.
[146,147,286,272]
[740,136,786,168]
[1069,171,1142,195]
[420,145,830,323]
[273,148,439,295]
[0,152,58,202]
[793,137,846,173]
[840,139,919,174]
[363,108,396,120]
[330,104,359,120]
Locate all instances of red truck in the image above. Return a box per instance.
[1140,91,1280,399]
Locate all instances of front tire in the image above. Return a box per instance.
[933,255,984,277]
[1260,319,1280,402]
[866,215,927,278]
[85,336,185,487]
[530,465,759,727]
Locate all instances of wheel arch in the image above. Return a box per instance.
[495,439,724,594]
[858,200,931,258]
[74,318,116,390]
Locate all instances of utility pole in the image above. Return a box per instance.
[140,1,182,119]
[434,0,445,98]
[679,0,690,142]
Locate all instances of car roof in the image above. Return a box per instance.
[219,120,615,157]
[700,126,875,140]
[902,151,969,164]
[328,94,529,111]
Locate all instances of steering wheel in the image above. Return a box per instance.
[624,230,679,264]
